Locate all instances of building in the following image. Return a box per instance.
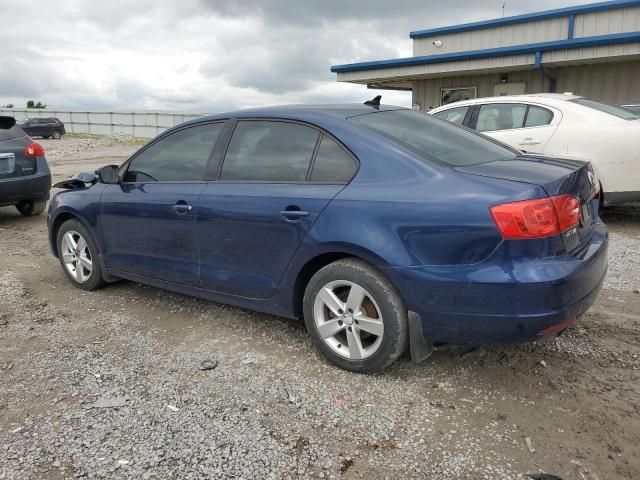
[332,0,640,110]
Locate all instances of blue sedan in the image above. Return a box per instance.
[47,100,608,373]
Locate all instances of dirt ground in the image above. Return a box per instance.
[1,136,639,479]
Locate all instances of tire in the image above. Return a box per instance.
[303,258,408,373]
[56,219,106,291]
[52,130,62,139]
[16,199,46,216]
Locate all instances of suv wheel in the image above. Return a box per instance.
[52,130,62,139]
[56,219,106,290]
[303,258,408,373]
[16,199,46,216]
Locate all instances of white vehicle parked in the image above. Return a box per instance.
[430,93,640,205]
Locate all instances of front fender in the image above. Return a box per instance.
[47,186,105,256]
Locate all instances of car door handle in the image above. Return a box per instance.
[172,203,193,214]
[518,138,541,146]
[280,208,309,221]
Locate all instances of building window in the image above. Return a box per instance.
[440,87,477,106]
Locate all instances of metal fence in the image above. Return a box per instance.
[0,108,204,138]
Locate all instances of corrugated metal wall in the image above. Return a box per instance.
[553,60,640,103]
[574,5,640,37]
[413,70,548,109]
[413,6,640,57]
[412,60,640,108]
[414,18,567,56]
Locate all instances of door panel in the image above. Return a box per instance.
[196,183,341,298]
[474,103,559,154]
[99,122,225,284]
[488,126,557,154]
[100,183,205,284]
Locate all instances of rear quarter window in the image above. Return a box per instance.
[0,125,27,141]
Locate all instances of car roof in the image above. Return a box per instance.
[432,93,582,110]
[184,104,407,124]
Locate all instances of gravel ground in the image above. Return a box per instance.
[1,135,640,479]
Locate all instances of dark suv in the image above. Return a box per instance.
[18,117,66,139]
[0,117,51,216]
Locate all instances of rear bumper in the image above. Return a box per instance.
[0,172,52,206]
[393,223,608,344]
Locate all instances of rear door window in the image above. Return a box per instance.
[124,123,223,182]
[433,106,470,125]
[220,121,319,182]
[476,104,527,132]
[309,135,357,183]
[524,106,553,127]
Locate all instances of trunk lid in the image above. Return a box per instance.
[456,155,599,252]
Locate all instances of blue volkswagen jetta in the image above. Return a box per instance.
[47,101,608,373]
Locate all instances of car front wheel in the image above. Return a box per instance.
[303,258,408,373]
[56,219,106,290]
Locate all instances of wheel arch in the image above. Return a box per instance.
[290,246,403,319]
[50,210,94,257]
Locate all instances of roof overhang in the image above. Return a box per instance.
[332,32,640,85]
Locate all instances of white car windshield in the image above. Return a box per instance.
[571,98,639,120]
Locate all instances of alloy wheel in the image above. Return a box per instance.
[61,230,93,282]
[313,280,384,360]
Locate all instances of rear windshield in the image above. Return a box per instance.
[349,109,518,167]
[570,98,639,120]
[0,125,26,141]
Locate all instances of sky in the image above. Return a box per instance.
[0,0,588,113]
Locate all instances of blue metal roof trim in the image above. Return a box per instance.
[409,0,640,38]
[331,31,640,73]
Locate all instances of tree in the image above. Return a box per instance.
[26,100,46,109]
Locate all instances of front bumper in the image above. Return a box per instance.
[0,172,52,206]
[393,223,608,344]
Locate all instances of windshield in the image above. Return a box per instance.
[16,118,29,125]
[349,109,518,167]
[570,98,639,120]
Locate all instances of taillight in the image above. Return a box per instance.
[25,142,45,157]
[490,194,580,239]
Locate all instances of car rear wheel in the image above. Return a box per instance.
[52,130,62,139]
[56,219,106,290]
[16,199,46,216]
[303,258,408,373]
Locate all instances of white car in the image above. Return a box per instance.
[430,93,640,206]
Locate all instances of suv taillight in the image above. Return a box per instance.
[490,195,580,239]
[24,142,45,157]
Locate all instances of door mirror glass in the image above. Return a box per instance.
[97,165,119,184]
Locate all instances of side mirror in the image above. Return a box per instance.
[96,165,119,184]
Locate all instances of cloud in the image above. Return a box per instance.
[0,0,587,111]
